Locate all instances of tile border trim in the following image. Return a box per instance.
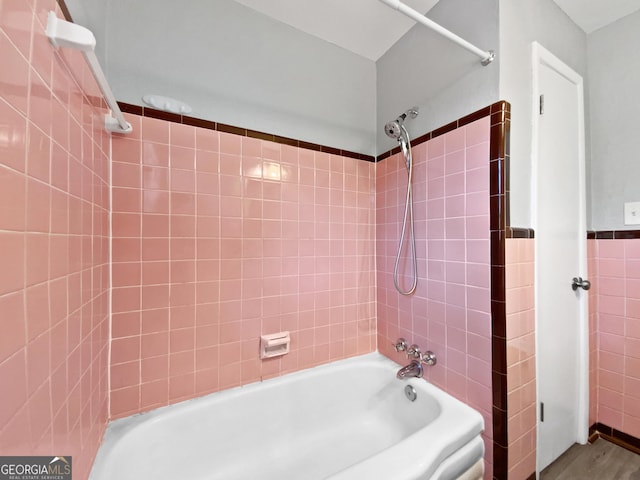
[587,230,640,239]
[500,230,640,240]
[57,0,73,22]
[590,423,640,455]
[507,227,535,239]
[488,100,511,480]
[117,103,376,162]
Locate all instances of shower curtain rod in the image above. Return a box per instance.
[377,0,495,66]
[45,12,133,134]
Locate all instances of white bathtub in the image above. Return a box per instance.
[90,353,485,480]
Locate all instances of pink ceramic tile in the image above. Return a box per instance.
[112,162,141,189]
[196,127,219,152]
[0,0,34,59]
[599,405,623,430]
[107,116,378,416]
[465,118,490,147]
[141,116,168,144]
[598,257,626,278]
[0,100,28,175]
[110,385,141,419]
[426,133,444,159]
[598,240,625,259]
[112,286,142,314]
[25,177,51,232]
[170,145,195,171]
[0,291,25,358]
[444,128,465,154]
[466,166,489,194]
[24,322,49,380]
[141,215,171,237]
[0,232,25,295]
[111,187,141,214]
[112,312,141,339]
[0,31,30,116]
[140,378,169,409]
[0,165,26,232]
[24,234,48,287]
[0,349,27,431]
[28,73,53,139]
[142,166,169,190]
[219,132,242,156]
[599,295,625,316]
[4,43,111,463]
[111,361,141,390]
[141,141,168,168]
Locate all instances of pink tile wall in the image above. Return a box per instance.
[594,239,640,437]
[505,239,536,479]
[376,118,493,477]
[110,117,377,417]
[588,239,598,426]
[0,2,110,479]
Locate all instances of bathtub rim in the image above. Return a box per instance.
[91,351,485,480]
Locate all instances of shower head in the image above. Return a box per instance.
[384,120,402,139]
[384,107,419,140]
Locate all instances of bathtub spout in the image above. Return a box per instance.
[396,360,423,379]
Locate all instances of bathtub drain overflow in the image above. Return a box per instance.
[404,385,417,402]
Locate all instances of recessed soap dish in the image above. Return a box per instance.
[260,332,290,359]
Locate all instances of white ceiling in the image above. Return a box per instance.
[232,0,640,60]
[552,0,640,33]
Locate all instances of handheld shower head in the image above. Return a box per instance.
[384,113,408,140]
[384,108,418,140]
[385,108,419,297]
[384,120,402,139]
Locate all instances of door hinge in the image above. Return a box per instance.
[539,94,545,115]
[540,402,545,422]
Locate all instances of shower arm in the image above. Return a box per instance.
[377,0,495,66]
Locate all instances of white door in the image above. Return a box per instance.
[532,42,589,474]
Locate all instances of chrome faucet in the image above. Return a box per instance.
[393,338,437,379]
[396,359,423,379]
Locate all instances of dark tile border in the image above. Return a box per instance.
[590,423,640,455]
[57,0,73,21]
[588,230,640,239]
[118,103,375,162]
[489,101,511,480]
[508,227,535,239]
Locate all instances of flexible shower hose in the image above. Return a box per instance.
[393,125,418,296]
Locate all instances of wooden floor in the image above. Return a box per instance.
[541,438,640,480]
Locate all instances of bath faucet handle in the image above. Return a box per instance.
[407,344,422,359]
[421,351,437,366]
[394,338,408,353]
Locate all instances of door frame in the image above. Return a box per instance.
[531,41,589,473]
